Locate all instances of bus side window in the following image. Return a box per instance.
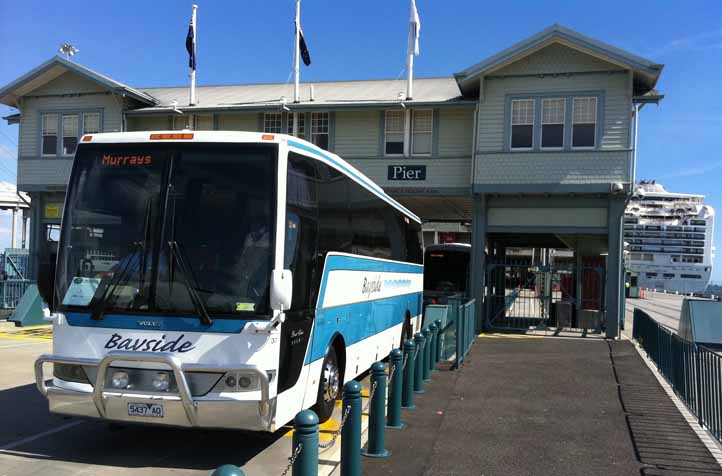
[286,153,319,313]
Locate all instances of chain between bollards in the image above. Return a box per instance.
[280,442,303,476]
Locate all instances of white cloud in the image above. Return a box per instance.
[644,29,722,58]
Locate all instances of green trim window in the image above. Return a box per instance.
[41,114,58,156]
[541,98,565,149]
[83,112,101,134]
[510,99,534,150]
[194,114,213,131]
[384,110,404,155]
[411,109,433,155]
[311,112,329,150]
[263,112,282,133]
[287,113,305,139]
[572,97,597,148]
[62,114,79,156]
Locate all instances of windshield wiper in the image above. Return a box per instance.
[167,240,213,326]
[89,249,140,321]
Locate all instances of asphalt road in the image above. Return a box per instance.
[0,326,357,476]
[625,292,686,332]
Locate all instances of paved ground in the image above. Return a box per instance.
[363,336,722,476]
[0,325,368,476]
[626,293,687,332]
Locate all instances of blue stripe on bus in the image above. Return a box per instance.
[305,291,422,364]
[65,312,250,333]
[287,140,420,222]
[306,254,423,364]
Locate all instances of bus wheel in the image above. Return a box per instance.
[314,346,340,423]
[400,316,411,347]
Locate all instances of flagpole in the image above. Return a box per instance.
[406,0,414,100]
[189,4,198,107]
[292,0,301,136]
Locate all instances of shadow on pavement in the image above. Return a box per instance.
[0,383,285,472]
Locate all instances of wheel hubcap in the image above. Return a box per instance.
[322,360,339,402]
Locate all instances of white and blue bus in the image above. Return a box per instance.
[34,131,423,431]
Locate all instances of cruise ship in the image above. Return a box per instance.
[624,181,715,294]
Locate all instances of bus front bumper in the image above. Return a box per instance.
[34,351,274,431]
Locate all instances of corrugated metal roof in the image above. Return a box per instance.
[131,77,467,112]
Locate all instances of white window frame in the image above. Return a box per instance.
[41,113,59,157]
[540,98,565,150]
[384,110,405,156]
[311,112,329,149]
[61,114,79,157]
[263,112,282,134]
[410,109,433,156]
[571,96,597,150]
[509,99,535,151]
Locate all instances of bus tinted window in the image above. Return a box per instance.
[349,184,391,259]
[317,165,352,254]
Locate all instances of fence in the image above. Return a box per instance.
[0,279,34,310]
[633,308,722,444]
[426,298,476,369]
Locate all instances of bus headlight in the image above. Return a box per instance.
[111,370,130,389]
[152,372,170,392]
[53,363,89,384]
[214,372,261,392]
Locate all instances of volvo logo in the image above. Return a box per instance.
[137,320,162,328]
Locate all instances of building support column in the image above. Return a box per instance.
[605,198,625,338]
[575,243,583,313]
[470,193,487,332]
[11,207,17,249]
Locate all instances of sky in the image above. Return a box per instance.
[0,0,721,281]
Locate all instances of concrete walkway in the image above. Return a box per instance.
[363,337,722,476]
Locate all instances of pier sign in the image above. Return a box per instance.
[387,165,426,181]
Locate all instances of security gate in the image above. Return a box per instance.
[484,258,605,332]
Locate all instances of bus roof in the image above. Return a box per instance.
[425,243,472,252]
[81,131,421,223]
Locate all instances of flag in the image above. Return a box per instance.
[186,14,196,70]
[297,21,311,66]
[409,0,421,56]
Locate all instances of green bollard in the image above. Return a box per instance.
[212,465,246,476]
[292,409,319,476]
[429,322,438,372]
[422,327,432,382]
[413,332,425,394]
[434,319,443,363]
[362,362,391,458]
[402,339,416,409]
[341,380,362,476]
[387,348,406,428]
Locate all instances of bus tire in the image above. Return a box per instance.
[400,313,412,347]
[314,346,341,423]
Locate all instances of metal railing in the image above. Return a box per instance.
[428,298,476,369]
[633,308,722,444]
[0,279,34,310]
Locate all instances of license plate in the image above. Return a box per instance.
[127,402,164,418]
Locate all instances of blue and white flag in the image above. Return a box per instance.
[186,12,196,70]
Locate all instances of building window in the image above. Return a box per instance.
[541,98,565,148]
[572,97,597,148]
[287,113,305,138]
[83,112,100,134]
[194,114,213,131]
[411,109,432,155]
[384,110,404,155]
[510,99,534,149]
[41,114,58,156]
[62,114,79,155]
[172,115,188,130]
[263,113,282,134]
[311,112,329,150]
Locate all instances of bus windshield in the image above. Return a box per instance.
[56,142,278,318]
[424,249,470,295]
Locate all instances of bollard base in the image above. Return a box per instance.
[401,404,416,409]
[362,448,392,458]
[386,422,407,430]
[414,389,425,394]
[423,377,430,383]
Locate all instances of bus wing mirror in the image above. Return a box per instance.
[270,269,293,311]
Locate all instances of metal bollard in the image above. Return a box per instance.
[387,348,406,428]
[429,322,438,372]
[402,339,416,409]
[434,319,443,363]
[292,409,319,476]
[341,380,362,476]
[422,327,432,382]
[413,332,425,394]
[212,465,245,476]
[362,362,391,458]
